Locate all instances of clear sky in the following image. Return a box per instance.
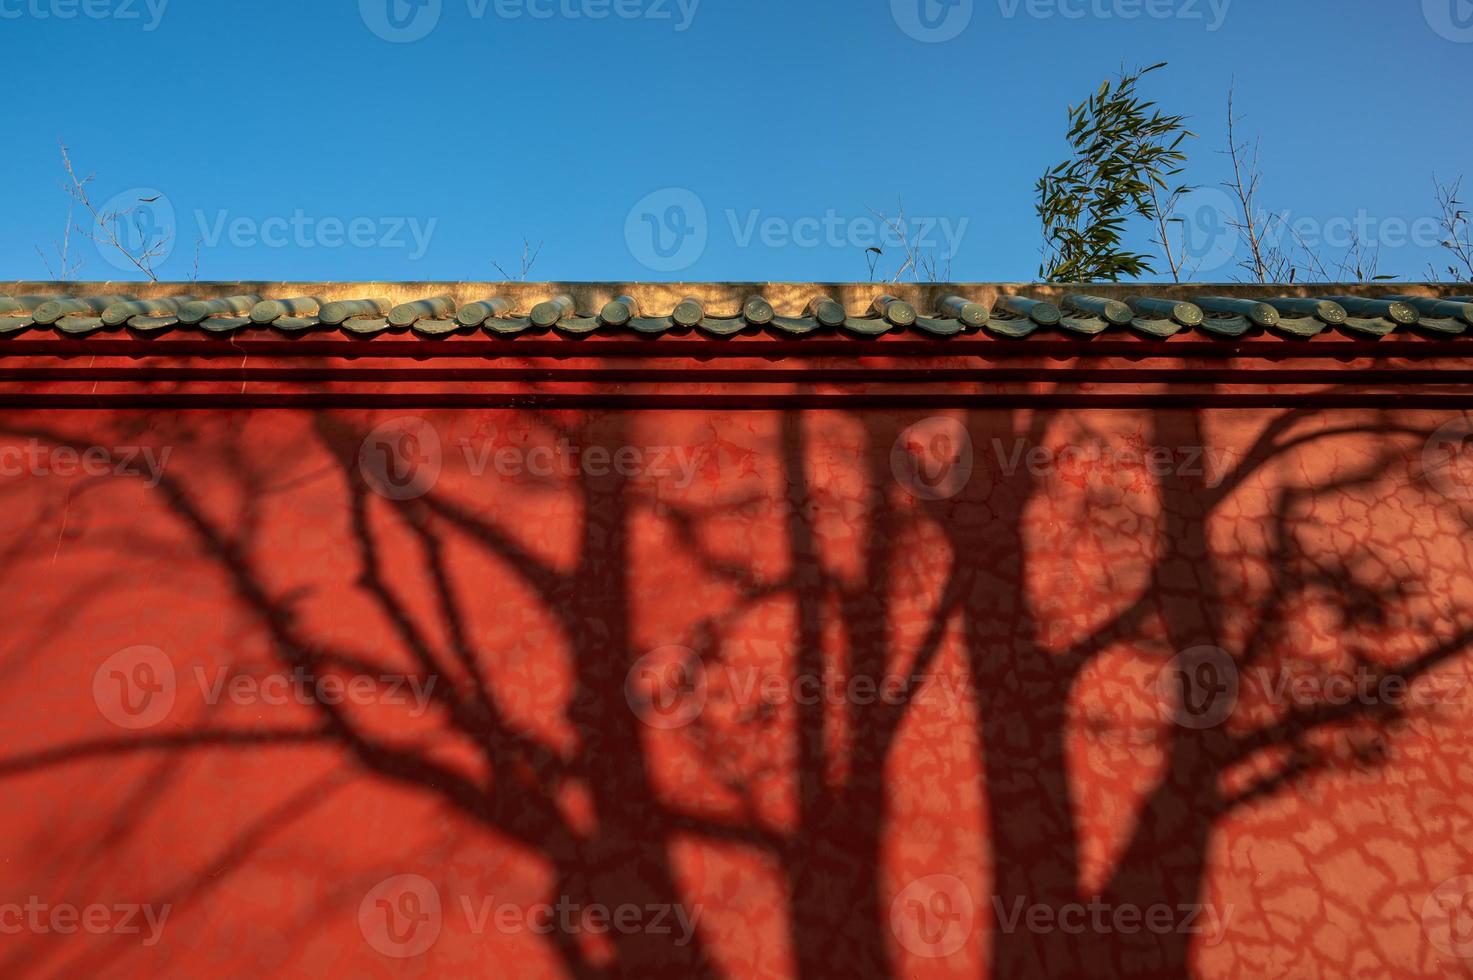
[3,0,1470,283]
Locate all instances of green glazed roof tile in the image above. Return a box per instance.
[1,286,1470,344]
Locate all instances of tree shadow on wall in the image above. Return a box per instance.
[0,402,1469,979]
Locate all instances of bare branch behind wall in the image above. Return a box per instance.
[1148,180,1198,284]
[1220,86,1335,284]
[865,200,954,284]
[493,238,545,282]
[34,190,82,282]
[55,140,170,282]
[1430,175,1473,282]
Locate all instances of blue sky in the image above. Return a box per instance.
[2,0,1470,282]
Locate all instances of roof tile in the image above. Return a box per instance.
[1,286,1470,343]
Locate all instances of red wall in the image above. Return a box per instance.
[3,402,1473,978]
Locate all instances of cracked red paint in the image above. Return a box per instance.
[0,403,1470,979]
